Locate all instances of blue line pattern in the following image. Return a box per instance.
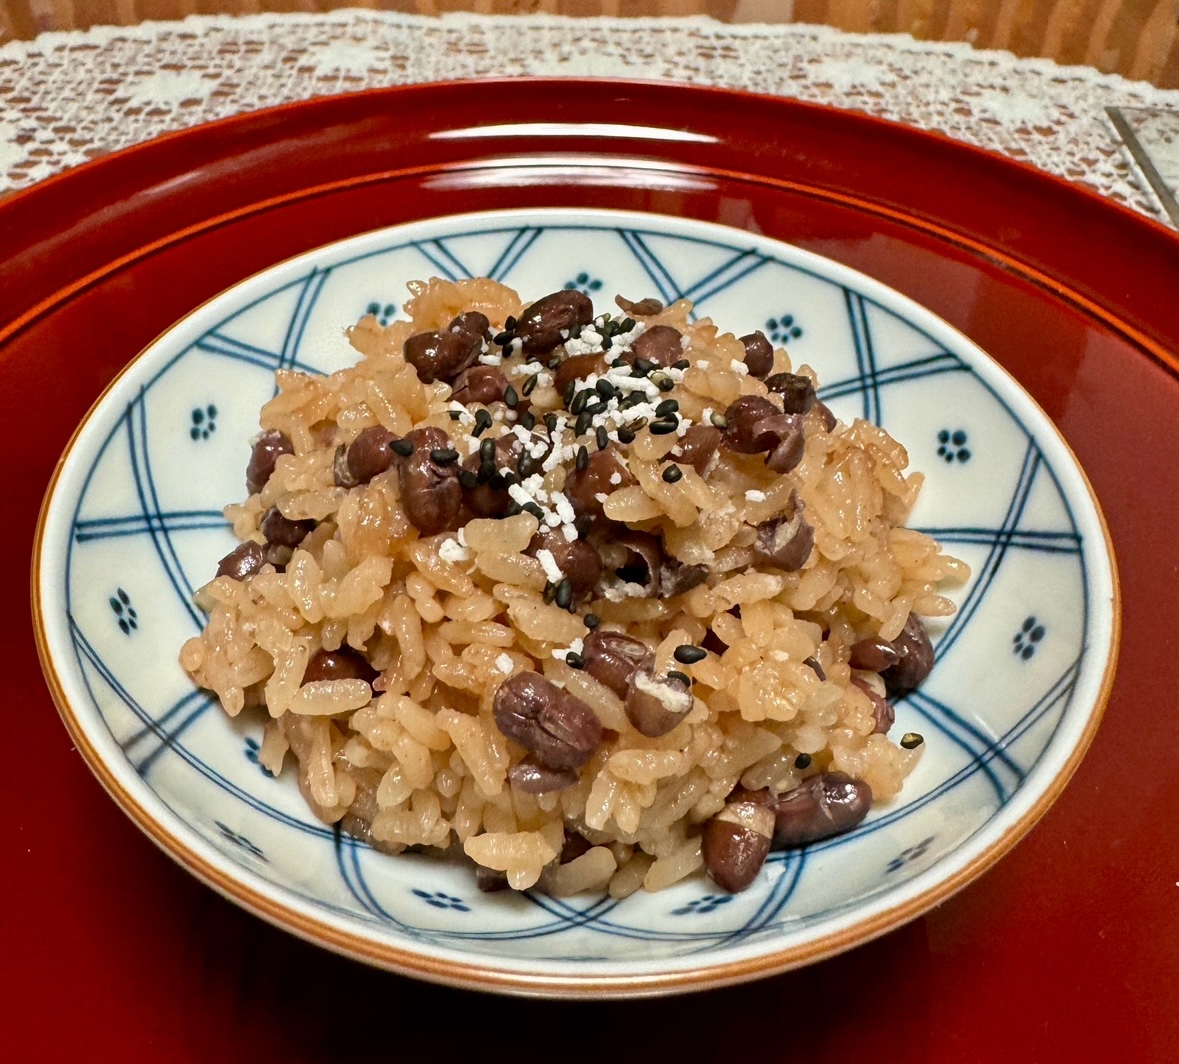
[57,218,1096,962]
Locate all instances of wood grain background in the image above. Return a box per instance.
[3,0,1177,87]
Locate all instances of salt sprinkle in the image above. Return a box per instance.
[730,359,749,375]
[496,653,514,675]
[745,489,767,502]
[447,402,475,426]
[552,637,585,662]
[609,472,622,485]
[438,538,470,564]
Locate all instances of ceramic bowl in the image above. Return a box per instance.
[32,208,1118,996]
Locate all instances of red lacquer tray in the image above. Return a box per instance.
[5,80,1178,1060]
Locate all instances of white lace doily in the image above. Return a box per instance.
[2,11,1178,223]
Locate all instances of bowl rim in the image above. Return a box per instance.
[30,205,1122,998]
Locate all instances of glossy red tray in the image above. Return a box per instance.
[6,80,1178,1060]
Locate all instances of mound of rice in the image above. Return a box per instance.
[180,277,968,897]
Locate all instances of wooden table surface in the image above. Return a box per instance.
[3,0,1177,89]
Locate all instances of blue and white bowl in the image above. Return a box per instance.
[32,209,1119,996]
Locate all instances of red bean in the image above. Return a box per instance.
[628,325,683,368]
[303,647,378,685]
[563,446,634,518]
[260,507,315,549]
[672,424,722,474]
[403,314,486,384]
[450,365,509,407]
[344,426,397,485]
[529,529,603,597]
[508,758,580,794]
[624,666,693,737]
[881,614,935,697]
[492,672,604,771]
[398,427,461,535]
[615,295,663,316]
[216,541,266,581]
[246,430,293,495]
[770,772,873,848]
[582,630,653,698]
[766,372,817,414]
[514,291,594,355]
[722,396,779,453]
[753,493,814,572]
[702,800,775,892]
[738,331,774,378]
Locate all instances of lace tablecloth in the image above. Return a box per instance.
[2,11,1178,223]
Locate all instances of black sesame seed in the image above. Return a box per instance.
[575,411,594,438]
[616,426,636,444]
[672,358,690,370]
[610,357,627,368]
[620,318,636,332]
[619,392,647,411]
[583,400,607,417]
[662,464,683,483]
[545,413,559,433]
[570,389,590,415]
[505,501,522,517]
[803,656,826,681]
[673,644,706,664]
[548,356,563,370]
[632,358,654,376]
[794,752,812,770]
[500,470,518,487]
[667,670,691,686]
[458,470,478,490]
[519,410,536,431]
[448,410,463,421]
[493,330,514,346]
[596,426,610,451]
[570,324,582,340]
[655,398,679,416]
[479,437,496,462]
[504,316,517,331]
[542,581,557,604]
[584,613,600,629]
[523,502,545,521]
[628,416,648,431]
[655,374,676,393]
[576,445,589,471]
[565,651,585,669]
[478,462,496,483]
[518,455,535,478]
[563,380,577,407]
[472,409,493,437]
[601,336,613,351]
[555,579,573,610]
[649,418,678,435]
[430,448,459,464]
[521,374,539,397]
[595,379,617,400]
[391,438,414,458]
[504,385,519,409]
[900,732,925,750]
